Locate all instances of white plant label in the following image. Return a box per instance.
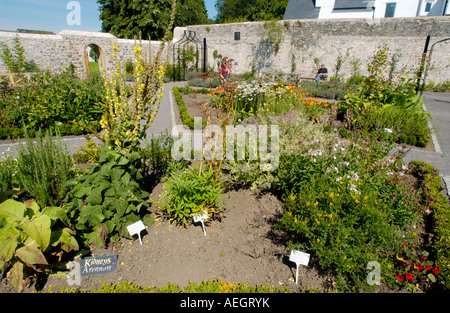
[193,210,208,236]
[289,250,310,284]
[127,220,146,245]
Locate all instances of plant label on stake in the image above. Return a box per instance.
[127,220,146,245]
[289,250,310,284]
[193,210,208,236]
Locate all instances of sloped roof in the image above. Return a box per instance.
[283,0,320,20]
[334,0,368,10]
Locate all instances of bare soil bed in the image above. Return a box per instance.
[0,184,331,293]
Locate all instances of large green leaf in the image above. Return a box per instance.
[111,168,125,182]
[15,245,48,266]
[86,187,103,205]
[117,155,129,166]
[42,206,70,226]
[24,200,41,216]
[0,228,20,269]
[58,228,79,252]
[7,261,24,293]
[0,199,26,225]
[73,185,90,198]
[80,205,105,227]
[21,214,51,251]
[115,199,127,218]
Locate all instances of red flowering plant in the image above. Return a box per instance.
[395,244,440,291]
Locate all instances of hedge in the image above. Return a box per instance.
[172,86,208,130]
[409,160,450,290]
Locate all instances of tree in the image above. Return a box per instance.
[215,0,288,23]
[174,0,208,27]
[89,45,100,62]
[97,0,208,40]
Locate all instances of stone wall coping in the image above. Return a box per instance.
[0,30,62,40]
[58,30,116,38]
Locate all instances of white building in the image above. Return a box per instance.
[284,0,450,20]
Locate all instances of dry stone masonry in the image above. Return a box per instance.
[175,16,450,83]
[0,16,449,82]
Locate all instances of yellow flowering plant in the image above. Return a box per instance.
[100,0,176,155]
[64,1,177,248]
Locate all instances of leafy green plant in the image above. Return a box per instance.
[140,129,183,176]
[0,199,79,292]
[0,35,38,73]
[272,123,429,291]
[16,128,76,208]
[63,4,175,249]
[409,161,450,290]
[156,164,224,226]
[64,145,150,248]
[0,152,19,201]
[0,68,105,139]
[394,244,439,292]
[343,45,431,147]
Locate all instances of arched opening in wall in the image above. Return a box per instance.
[85,44,104,77]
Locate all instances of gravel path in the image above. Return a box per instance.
[403,92,450,196]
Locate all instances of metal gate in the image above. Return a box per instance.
[172,30,206,81]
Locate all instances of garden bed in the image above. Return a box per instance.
[0,186,330,293]
[1,77,448,294]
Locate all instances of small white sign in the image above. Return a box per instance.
[289,250,310,284]
[290,250,310,266]
[127,220,146,245]
[193,210,208,236]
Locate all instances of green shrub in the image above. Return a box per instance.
[188,77,220,88]
[0,69,105,139]
[140,129,187,176]
[273,130,426,291]
[156,163,224,226]
[349,95,431,147]
[16,128,76,208]
[64,144,151,248]
[409,161,450,290]
[0,152,18,201]
[173,86,194,129]
[172,86,207,129]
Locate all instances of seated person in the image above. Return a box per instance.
[315,64,328,83]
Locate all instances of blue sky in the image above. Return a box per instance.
[0,0,218,33]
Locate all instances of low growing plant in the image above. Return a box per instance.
[0,199,79,292]
[156,163,224,226]
[16,128,76,208]
[63,145,151,248]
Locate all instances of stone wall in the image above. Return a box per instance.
[0,17,449,83]
[174,16,450,83]
[0,30,166,78]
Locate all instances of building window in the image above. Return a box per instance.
[425,2,432,12]
[234,32,240,41]
[385,3,396,17]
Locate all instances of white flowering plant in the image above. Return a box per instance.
[274,120,425,291]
